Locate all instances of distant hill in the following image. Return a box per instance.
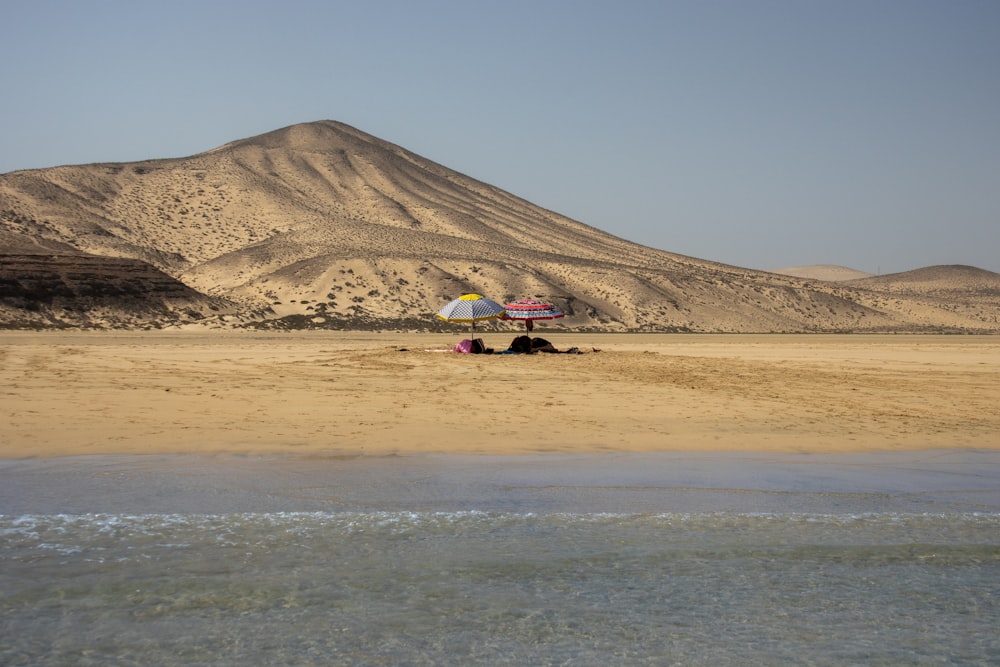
[2,120,998,332]
[770,265,873,282]
[846,265,1000,294]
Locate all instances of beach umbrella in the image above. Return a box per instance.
[501,298,564,332]
[435,293,506,335]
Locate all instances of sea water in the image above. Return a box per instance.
[2,452,999,666]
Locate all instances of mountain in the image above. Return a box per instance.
[2,120,998,332]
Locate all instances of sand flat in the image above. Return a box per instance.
[2,332,998,459]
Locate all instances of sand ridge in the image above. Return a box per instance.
[2,332,998,459]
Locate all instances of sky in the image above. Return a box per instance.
[3,0,999,274]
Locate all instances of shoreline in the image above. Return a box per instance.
[3,449,999,515]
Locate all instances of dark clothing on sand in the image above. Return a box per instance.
[507,336,579,354]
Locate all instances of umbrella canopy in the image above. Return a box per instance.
[501,299,564,332]
[436,294,506,334]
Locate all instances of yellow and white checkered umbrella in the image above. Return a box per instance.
[435,294,506,334]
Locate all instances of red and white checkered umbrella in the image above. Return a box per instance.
[501,299,564,332]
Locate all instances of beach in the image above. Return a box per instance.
[3,331,1000,665]
[2,331,999,459]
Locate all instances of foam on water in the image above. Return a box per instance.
[3,510,999,665]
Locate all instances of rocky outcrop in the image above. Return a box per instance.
[0,254,234,328]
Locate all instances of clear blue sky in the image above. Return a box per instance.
[3,0,999,274]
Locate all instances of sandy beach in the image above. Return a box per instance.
[2,331,998,459]
[4,332,1000,666]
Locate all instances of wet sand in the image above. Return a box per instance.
[2,331,998,459]
[2,449,998,515]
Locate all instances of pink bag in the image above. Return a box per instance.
[454,339,474,354]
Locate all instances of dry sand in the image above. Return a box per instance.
[2,331,998,459]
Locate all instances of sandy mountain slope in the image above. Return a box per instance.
[848,265,1000,293]
[1,120,998,332]
[836,266,1000,331]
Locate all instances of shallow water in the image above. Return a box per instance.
[2,451,999,665]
